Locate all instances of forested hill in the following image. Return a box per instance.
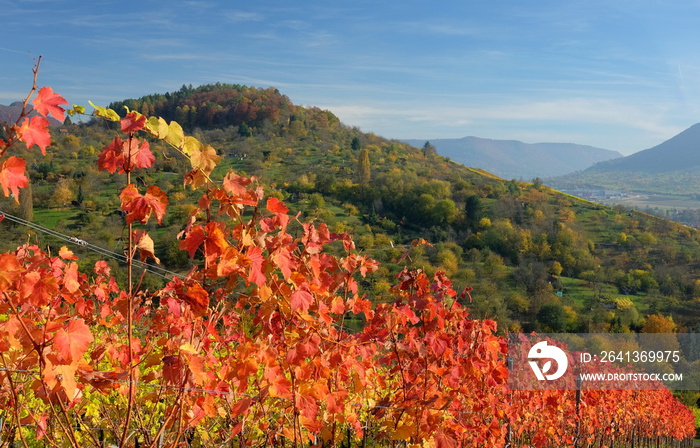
[3,83,700,337]
[109,83,299,133]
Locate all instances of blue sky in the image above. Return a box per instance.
[2,0,699,155]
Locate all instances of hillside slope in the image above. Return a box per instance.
[1,84,700,335]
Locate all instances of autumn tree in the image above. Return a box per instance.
[356,147,371,185]
[641,313,676,333]
[51,180,73,208]
[17,182,33,221]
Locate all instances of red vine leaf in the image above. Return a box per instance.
[246,246,266,286]
[20,272,59,306]
[97,136,124,173]
[121,111,146,133]
[59,246,78,260]
[180,225,205,259]
[230,397,252,417]
[222,172,252,196]
[63,262,80,293]
[290,289,313,313]
[120,184,168,225]
[435,430,458,448]
[183,282,209,317]
[36,414,49,440]
[98,136,154,173]
[180,223,229,263]
[125,138,155,170]
[33,86,68,121]
[162,355,184,385]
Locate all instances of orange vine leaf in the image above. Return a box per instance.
[190,144,220,175]
[17,116,52,154]
[0,156,29,200]
[267,196,288,215]
[132,229,160,264]
[53,318,94,364]
[0,253,22,291]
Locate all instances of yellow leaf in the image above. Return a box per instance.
[145,116,166,138]
[179,342,197,354]
[182,136,202,156]
[166,121,185,147]
[391,422,416,441]
[88,101,120,122]
[190,144,220,175]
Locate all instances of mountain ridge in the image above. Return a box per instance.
[584,123,700,174]
[402,136,622,180]
[546,123,700,195]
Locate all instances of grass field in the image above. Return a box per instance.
[558,276,649,314]
[33,208,80,229]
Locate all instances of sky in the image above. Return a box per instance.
[2,0,700,155]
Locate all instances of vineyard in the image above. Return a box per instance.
[0,63,696,447]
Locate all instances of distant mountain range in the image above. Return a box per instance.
[402,137,622,180]
[547,123,700,194]
[0,101,63,126]
[0,102,27,124]
[584,123,700,174]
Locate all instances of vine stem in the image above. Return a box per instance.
[0,356,31,448]
[119,141,135,448]
[0,57,42,158]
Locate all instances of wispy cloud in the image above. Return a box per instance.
[401,21,493,37]
[3,0,698,154]
[322,96,684,153]
[224,11,264,22]
[139,53,212,62]
[0,46,32,55]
